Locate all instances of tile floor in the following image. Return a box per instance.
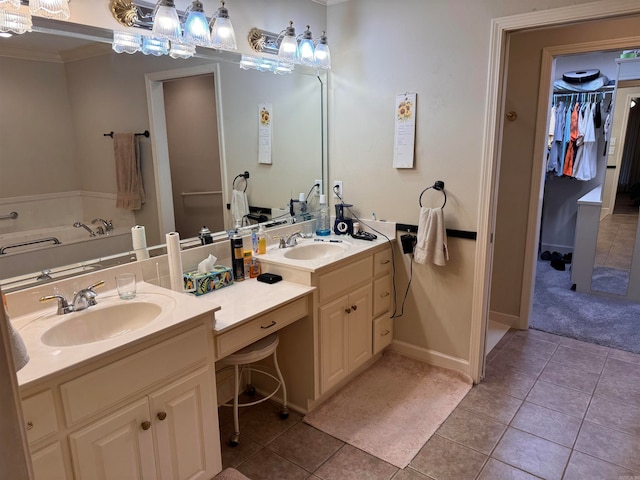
[216,328,640,480]
[595,213,638,271]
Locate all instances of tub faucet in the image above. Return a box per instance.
[92,218,113,232]
[74,222,96,237]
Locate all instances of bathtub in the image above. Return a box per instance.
[0,226,134,281]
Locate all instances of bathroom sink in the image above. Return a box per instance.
[282,242,347,260]
[41,302,163,347]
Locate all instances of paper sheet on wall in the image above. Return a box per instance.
[393,93,416,168]
[258,103,272,164]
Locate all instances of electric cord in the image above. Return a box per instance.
[392,252,413,319]
[332,184,403,318]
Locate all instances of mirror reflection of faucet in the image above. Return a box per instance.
[92,218,113,235]
[73,222,96,237]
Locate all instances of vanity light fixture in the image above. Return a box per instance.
[277,20,298,64]
[169,40,195,59]
[112,30,142,54]
[182,0,210,47]
[28,0,69,20]
[141,35,169,56]
[240,54,293,75]
[0,7,31,34]
[297,25,315,66]
[151,0,181,42]
[313,31,331,69]
[209,0,236,51]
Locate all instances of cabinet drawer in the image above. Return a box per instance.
[215,297,308,360]
[373,275,391,317]
[374,249,392,277]
[61,324,208,426]
[318,256,372,304]
[23,390,58,444]
[373,315,393,354]
[31,442,67,480]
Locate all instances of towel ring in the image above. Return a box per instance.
[233,171,249,192]
[419,181,446,208]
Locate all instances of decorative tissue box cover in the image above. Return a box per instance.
[184,265,233,296]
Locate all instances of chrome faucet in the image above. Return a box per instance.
[92,218,113,233]
[279,231,304,248]
[73,222,96,237]
[40,280,105,315]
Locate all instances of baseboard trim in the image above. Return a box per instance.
[488,311,520,328]
[390,340,471,377]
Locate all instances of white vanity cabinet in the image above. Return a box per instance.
[372,249,393,354]
[21,318,221,480]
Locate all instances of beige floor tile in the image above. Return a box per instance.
[314,444,397,480]
[436,407,507,454]
[608,348,640,365]
[391,468,434,480]
[585,396,640,437]
[235,449,309,480]
[594,373,640,408]
[239,399,302,446]
[482,364,536,399]
[511,401,581,447]
[563,451,638,480]
[602,357,640,385]
[526,380,591,418]
[219,421,263,469]
[539,361,600,394]
[489,347,551,378]
[492,428,571,480]
[477,458,539,480]
[549,345,607,375]
[558,337,610,356]
[502,334,559,359]
[457,384,523,424]
[268,422,343,472]
[574,421,640,473]
[514,328,562,344]
[410,435,487,480]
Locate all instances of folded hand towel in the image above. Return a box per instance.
[231,189,249,227]
[114,133,145,210]
[2,293,29,372]
[414,207,449,266]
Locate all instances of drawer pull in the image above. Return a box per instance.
[157,411,167,421]
[26,421,34,431]
[380,292,390,298]
[380,329,391,336]
[351,305,358,311]
[380,260,390,265]
[345,307,351,314]
[141,420,152,431]
[261,321,276,329]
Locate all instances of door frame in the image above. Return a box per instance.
[469,0,640,383]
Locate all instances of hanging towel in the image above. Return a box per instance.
[114,133,145,210]
[2,293,29,372]
[414,207,448,266]
[231,189,249,227]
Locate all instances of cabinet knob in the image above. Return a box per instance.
[351,305,358,311]
[381,292,390,298]
[141,420,152,431]
[381,329,391,336]
[345,307,351,314]
[26,421,33,431]
[157,411,167,421]
[380,260,390,265]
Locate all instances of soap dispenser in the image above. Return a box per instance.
[316,194,331,236]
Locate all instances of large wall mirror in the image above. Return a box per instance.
[0,20,327,289]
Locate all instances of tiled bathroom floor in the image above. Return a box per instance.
[216,328,640,480]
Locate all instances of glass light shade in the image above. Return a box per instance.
[313,32,331,69]
[29,0,70,20]
[210,17,237,50]
[298,30,315,66]
[112,31,142,54]
[0,0,20,10]
[183,1,210,47]
[169,41,195,59]
[152,0,182,42]
[141,36,169,56]
[0,9,32,35]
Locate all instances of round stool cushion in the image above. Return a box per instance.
[222,333,279,366]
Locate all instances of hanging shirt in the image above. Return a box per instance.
[548,105,557,150]
[559,102,573,176]
[563,102,580,176]
[574,102,597,181]
[548,102,565,174]
[572,102,588,178]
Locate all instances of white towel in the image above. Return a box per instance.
[2,294,29,372]
[414,207,449,266]
[231,189,249,227]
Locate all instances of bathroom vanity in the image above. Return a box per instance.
[8,224,394,480]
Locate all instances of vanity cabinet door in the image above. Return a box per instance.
[319,296,350,392]
[69,398,157,480]
[149,368,221,480]
[347,284,372,373]
[31,442,67,480]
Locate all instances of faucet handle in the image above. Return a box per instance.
[40,294,72,315]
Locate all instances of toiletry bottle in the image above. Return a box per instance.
[230,232,245,281]
[243,250,252,280]
[257,224,267,254]
[252,227,259,254]
[316,194,331,236]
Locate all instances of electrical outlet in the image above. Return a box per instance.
[333,180,343,199]
[314,179,323,196]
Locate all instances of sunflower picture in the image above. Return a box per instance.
[260,107,271,126]
[397,98,413,121]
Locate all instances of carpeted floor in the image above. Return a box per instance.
[531,260,640,353]
[303,350,472,469]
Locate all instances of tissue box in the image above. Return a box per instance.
[183,265,233,296]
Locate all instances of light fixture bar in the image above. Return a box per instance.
[248,27,280,56]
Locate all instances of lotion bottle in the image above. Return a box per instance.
[257,224,267,254]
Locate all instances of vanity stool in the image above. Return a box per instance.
[220,332,289,447]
